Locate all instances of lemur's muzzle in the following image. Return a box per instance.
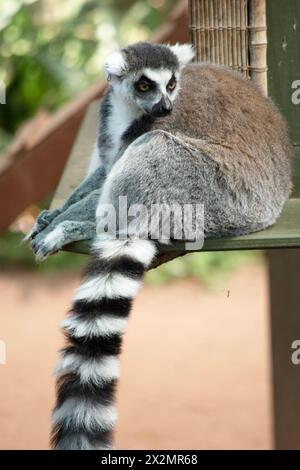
[151,97,172,117]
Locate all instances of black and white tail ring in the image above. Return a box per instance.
[51,237,157,450]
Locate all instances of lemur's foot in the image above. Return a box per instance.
[24,209,61,241]
[31,220,96,260]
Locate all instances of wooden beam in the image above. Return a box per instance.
[0,81,107,233]
[268,249,300,449]
[51,101,99,210]
[0,110,82,233]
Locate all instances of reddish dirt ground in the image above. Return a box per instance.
[0,262,272,450]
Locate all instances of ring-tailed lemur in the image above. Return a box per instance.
[27,42,291,450]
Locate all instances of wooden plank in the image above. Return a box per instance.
[63,197,300,256]
[51,101,99,210]
[152,0,188,44]
[268,249,300,449]
[0,109,84,233]
[0,82,107,233]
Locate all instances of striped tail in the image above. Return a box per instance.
[51,238,157,450]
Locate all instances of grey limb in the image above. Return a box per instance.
[60,166,106,212]
[31,188,101,259]
[27,166,106,241]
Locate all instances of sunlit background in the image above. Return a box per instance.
[0,0,271,450]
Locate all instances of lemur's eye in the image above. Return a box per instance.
[137,82,150,92]
[167,80,176,91]
[135,75,155,93]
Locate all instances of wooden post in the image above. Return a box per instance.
[268,250,300,449]
[248,0,268,95]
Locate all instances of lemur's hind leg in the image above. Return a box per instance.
[27,166,106,241]
[97,129,212,242]
[31,189,101,259]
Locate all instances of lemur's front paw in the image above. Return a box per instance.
[30,220,95,260]
[24,209,61,242]
[31,224,66,260]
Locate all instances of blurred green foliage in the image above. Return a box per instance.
[0,230,87,273]
[146,250,262,288]
[0,0,173,151]
[0,0,260,283]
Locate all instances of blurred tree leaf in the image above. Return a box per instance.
[0,0,172,147]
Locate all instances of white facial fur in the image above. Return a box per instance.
[142,68,180,103]
[104,88,143,168]
[102,68,177,170]
[110,65,181,112]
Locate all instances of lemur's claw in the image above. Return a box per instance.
[22,231,34,243]
[32,241,58,261]
[23,227,41,242]
[35,246,58,261]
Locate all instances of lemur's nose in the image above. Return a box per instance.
[151,97,172,117]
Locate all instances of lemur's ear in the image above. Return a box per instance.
[169,43,195,67]
[104,51,127,80]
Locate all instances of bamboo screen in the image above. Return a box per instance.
[188,0,268,95]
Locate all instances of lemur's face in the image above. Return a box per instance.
[128,68,178,117]
[104,42,194,118]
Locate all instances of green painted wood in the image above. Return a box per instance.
[64,198,300,256]
[292,146,300,198]
[267,0,300,146]
[268,248,300,449]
